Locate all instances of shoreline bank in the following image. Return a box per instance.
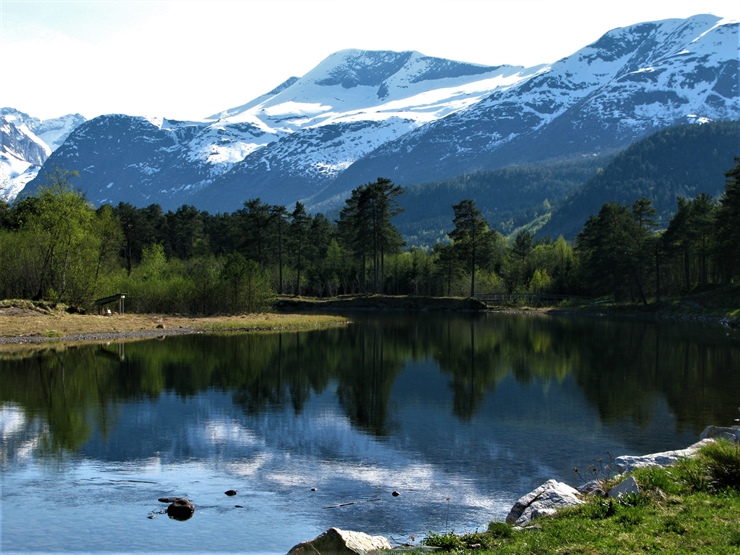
[1,294,736,351]
[0,306,349,351]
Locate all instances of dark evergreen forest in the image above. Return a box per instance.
[1,123,738,313]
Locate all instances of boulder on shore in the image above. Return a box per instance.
[608,476,640,498]
[700,425,740,443]
[614,426,738,474]
[503,425,737,530]
[614,439,714,473]
[505,479,583,527]
[287,527,392,555]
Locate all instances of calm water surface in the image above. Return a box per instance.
[1,312,738,553]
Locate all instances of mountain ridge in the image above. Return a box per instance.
[7,14,739,227]
[321,14,738,202]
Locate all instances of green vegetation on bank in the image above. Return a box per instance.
[1,156,738,317]
[416,440,740,554]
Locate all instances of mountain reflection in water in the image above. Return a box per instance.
[1,312,738,553]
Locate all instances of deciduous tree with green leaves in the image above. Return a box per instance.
[18,169,115,304]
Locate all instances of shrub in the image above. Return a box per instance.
[421,531,463,550]
[614,491,649,508]
[460,531,495,549]
[698,439,740,491]
[674,457,711,492]
[486,521,513,539]
[585,497,617,520]
[422,528,503,551]
[729,529,740,547]
[573,452,615,487]
[632,465,682,495]
[662,516,688,535]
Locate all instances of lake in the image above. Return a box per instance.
[1,312,738,553]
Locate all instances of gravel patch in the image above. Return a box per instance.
[0,327,202,345]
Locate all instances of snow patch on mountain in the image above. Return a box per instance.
[1,109,86,201]
[0,158,36,202]
[22,48,541,210]
[220,50,535,133]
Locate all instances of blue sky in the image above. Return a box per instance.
[1,0,737,120]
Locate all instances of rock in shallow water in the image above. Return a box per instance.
[166,498,195,521]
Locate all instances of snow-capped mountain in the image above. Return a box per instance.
[320,14,739,203]
[1,109,85,201]
[22,49,533,210]
[19,14,739,214]
[185,51,542,209]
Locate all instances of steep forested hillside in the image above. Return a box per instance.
[394,156,608,246]
[540,121,740,239]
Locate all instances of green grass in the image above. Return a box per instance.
[196,314,348,333]
[413,440,740,554]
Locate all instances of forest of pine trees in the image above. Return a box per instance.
[1,159,739,314]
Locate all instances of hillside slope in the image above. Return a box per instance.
[541,120,740,239]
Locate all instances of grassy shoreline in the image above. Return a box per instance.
[414,439,740,555]
[1,288,737,353]
[275,292,739,328]
[0,299,349,353]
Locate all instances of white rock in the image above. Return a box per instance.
[287,527,392,555]
[506,479,584,527]
[577,479,605,496]
[608,476,640,498]
[614,439,714,473]
[700,425,740,443]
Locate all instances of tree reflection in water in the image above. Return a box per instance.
[1,313,738,454]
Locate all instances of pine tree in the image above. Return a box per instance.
[338,178,404,293]
[448,199,495,297]
[270,205,289,294]
[289,202,310,295]
[715,157,740,281]
[239,199,271,266]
